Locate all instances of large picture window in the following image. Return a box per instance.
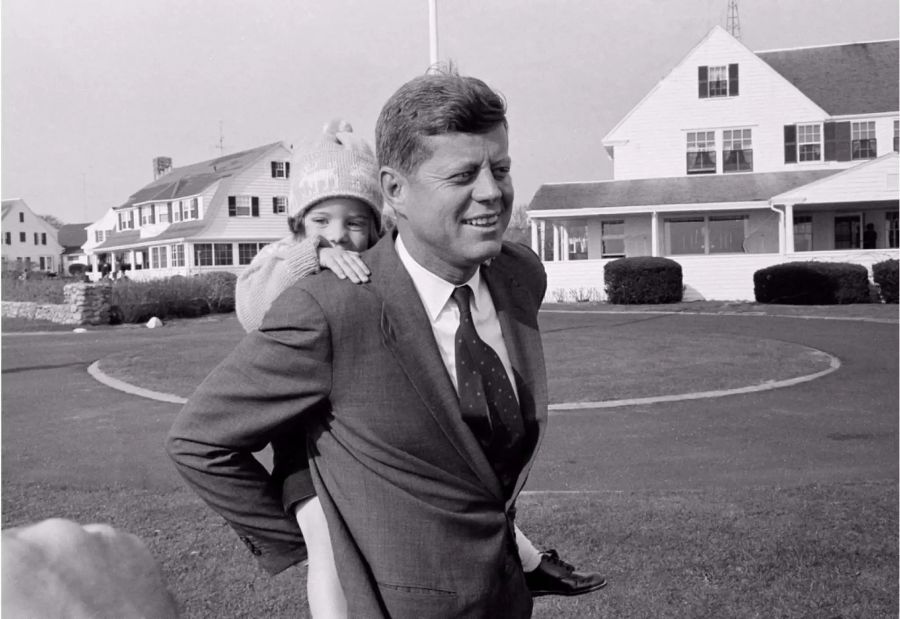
[565,222,588,260]
[213,243,234,265]
[665,215,746,255]
[238,242,263,265]
[793,216,813,252]
[887,211,898,249]
[600,220,625,258]
[171,244,185,267]
[722,128,753,173]
[686,131,716,174]
[194,243,213,266]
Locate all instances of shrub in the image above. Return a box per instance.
[872,259,899,303]
[198,271,237,313]
[604,257,683,304]
[1,272,67,303]
[754,261,870,304]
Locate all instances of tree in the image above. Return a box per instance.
[40,214,65,229]
[503,203,531,245]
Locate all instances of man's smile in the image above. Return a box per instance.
[461,213,500,227]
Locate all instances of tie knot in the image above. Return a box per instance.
[451,285,473,318]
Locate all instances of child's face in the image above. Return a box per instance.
[303,198,373,252]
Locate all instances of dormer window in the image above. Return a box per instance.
[271,161,290,179]
[698,64,739,98]
[851,121,877,160]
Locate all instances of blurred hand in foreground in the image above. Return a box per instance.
[2,518,179,618]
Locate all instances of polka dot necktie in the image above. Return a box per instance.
[451,285,526,495]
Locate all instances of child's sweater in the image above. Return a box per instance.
[235,235,320,332]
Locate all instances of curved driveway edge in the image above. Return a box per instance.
[550,350,840,412]
[88,361,188,405]
[88,345,842,411]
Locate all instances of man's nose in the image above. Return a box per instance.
[472,168,501,202]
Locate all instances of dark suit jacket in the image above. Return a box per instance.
[167,233,548,618]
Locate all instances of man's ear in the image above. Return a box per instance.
[380,166,407,217]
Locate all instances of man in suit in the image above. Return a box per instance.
[168,71,595,617]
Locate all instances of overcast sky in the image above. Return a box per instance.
[2,0,897,223]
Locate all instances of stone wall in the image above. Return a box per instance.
[1,283,112,326]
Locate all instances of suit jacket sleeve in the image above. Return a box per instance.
[166,285,332,574]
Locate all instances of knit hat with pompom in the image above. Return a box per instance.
[289,119,383,233]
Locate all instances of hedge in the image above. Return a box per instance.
[109,272,237,324]
[604,257,683,304]
[872,259,898,303]
[753,261,870,304]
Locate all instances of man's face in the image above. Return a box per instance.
[395,125,513,283]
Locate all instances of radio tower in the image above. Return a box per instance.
[726,0,742,40]
[213,121,225,155]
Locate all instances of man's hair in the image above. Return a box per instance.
[376,69,508,175]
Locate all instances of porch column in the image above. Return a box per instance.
[531,220,539,255]
[560,224,569,261]
[784,203,795,254]
[552,222,560,261]
[650,211,659,257]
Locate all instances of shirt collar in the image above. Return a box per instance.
[396,234,483,322]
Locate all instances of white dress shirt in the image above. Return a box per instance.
[395,235,518,400]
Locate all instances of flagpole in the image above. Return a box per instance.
[428,0,438,66]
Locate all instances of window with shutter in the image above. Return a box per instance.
[728,64,739,96]
[698,66,708,98]
[784,125,797,163]
[251,196,260,217]
[228,196,237,217]
[699,64,737,97]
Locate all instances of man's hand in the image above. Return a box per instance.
[2,518,179,618]
[319,246,371,283]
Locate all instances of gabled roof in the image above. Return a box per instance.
[120,142,283,208]
[57,223,90,248]
[757,40,899,115]
[529,170,841,212]
[2,198,28,220]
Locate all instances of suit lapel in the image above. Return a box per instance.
[482,255,548,507]
[368,235,505,501]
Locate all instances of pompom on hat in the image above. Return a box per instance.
[289,119,383,233]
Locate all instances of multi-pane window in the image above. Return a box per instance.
[600,220,625,258]
[171,244,185,267]
[665,215,746,255]
[793,216,813,252]
[271,161,290,178]
[797,124,822,161]
[228,195,258,217]
[698,64,738,98]
[686,131,716,174]
[238,243,263,265]
[150,246,168,269]
[887,211,899,249]
[94,230,104,243]
[158,203,171,224]
[722,128,753,173]
[190,198,200,219]
[851,121,877,160]
[194,243,213,266]
[180,198,200,221]
[214,243,233,265]
[273,196,287,214]
[707,66,728,97]
[565,222,588,260]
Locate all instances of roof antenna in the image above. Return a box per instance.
[213,121,225,155]
[726,0,742,40]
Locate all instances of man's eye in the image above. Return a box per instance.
[453,170,475,182]
[493,167,511,179]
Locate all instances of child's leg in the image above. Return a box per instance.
[514,524,543,572]
[295,496,347,619]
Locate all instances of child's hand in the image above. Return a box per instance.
[319,246,371,283]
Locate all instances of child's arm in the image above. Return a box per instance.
[235,235,320,333]
[236,236,372,333]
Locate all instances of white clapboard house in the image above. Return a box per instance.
[89,142,292,279]
[528,26,899,301]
